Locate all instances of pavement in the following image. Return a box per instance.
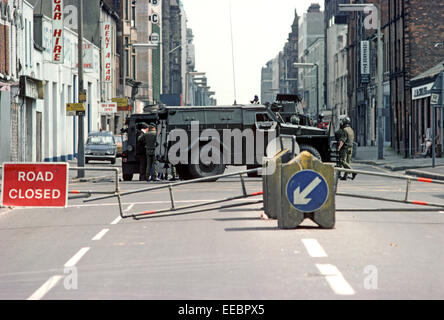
[354,146,444,181]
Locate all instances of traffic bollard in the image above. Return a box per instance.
[278,151,337,229]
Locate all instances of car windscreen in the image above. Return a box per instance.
[86,136,114,145]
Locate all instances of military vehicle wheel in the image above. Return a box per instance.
[176,164,193,180]
[187,162,226,181]
[123,174,133,181]
[299,144,322,161]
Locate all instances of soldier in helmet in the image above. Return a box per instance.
[338,116,357,181]
[138,124,159,181]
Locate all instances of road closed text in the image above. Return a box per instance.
[8,189,61,200]
[1,163,68,208]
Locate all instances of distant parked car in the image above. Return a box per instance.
[85,131,117,164]
[114,135,123,157]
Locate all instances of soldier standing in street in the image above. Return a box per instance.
[136,123,149,181]
[338,116,357,181]
[138,124,159,181]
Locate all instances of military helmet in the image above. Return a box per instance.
[339,116,351,127]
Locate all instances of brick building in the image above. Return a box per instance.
[280,10,299,96]
[346,0,444,155]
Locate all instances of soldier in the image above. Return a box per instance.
[338,116,357,181]
[139,124,159,181]
[251,95,260,104]
[136,123,149,181]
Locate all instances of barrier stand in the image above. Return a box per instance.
[336,168,444,210]
[278,151,337,229]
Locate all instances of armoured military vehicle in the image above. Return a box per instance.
[121,97,336,181]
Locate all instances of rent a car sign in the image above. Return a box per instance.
[1,163,68,208]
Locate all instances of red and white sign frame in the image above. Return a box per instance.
[1,163,69,208]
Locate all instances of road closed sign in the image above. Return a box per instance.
[1,163,69,208]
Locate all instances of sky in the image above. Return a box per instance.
[181,0,325,105]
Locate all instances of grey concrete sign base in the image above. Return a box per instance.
[278,151,337,229]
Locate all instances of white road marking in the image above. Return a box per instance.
[92,229,109,241]
[64,247,90,268]
[110,204,134,224]
[110,216,122,225]
[302,239,328,258]
[316,264,356,296]
[27,275,63,300]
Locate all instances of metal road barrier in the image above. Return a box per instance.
[85,167,264,220]
[68,166,126,218]
[335,168,444,210]
[68,166,121,195]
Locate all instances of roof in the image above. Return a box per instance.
[411,60,444,83]
[165,105,268,110]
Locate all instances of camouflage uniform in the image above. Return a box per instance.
[339,124,355,180]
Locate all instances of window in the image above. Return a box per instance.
[29,20,32,66]
[256,113,272,122]
[125,0,129,20]
[87,135,114,145]
[125,37,130,77]
[255,113,276,131]
[132,53,136,79]
[131,4,136,27]
[25,18,28,66]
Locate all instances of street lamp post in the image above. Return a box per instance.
[293,62,319,124]
[77,0,85,178]
[121,43,158,113]
[339,3,384,159]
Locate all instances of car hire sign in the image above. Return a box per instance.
[52,0,64,64]
[1,163,69,208]
[102,22,112,83]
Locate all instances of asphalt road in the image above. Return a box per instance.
[0,163,444,300]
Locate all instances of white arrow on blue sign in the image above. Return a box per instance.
[286,170,329,213]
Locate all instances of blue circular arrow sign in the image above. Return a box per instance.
[286,170,329,213]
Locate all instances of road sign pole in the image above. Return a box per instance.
[77,0,85,178]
